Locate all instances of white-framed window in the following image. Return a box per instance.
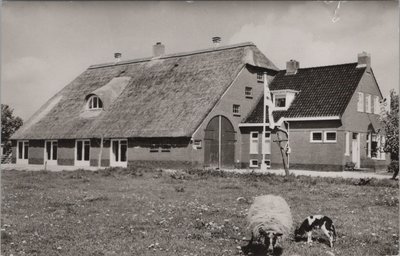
[262,132,271,154]
[193,140,202,149]
[245,87,253,98]
[324,131,337,143]
[371,134,386,160]
[87,95,103,110]
[233,104,240,115]
[274,94,286,108]
[257,72,264,82]
[357,92,364,112]
[310,131,323,143]
[249,159,259,167]
[374,96,380,114]
[264,159,271,168]
[110,139,127,167]
[45,140,58,165]
[75,140,90,166]
[365,94,372,113]
[345,132,350,156]
[17,140,29,164]
[161,144,172,153]
[250,132,259,154]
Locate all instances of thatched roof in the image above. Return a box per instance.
[12,42,278,140]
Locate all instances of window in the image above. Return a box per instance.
[193,140,202,149]
[274,95,286,108]
[249,159,259,167]
[150,144,159,153]
[365,94,371,113]
[17,141,29,163]
[87,95,103,110]
[324,131,337,143]
[45,140,58,164]
[310,131,323,143]
[76,140,90,166]
[262,132,271,154]
[370,134,386,160]
[357,92,364,112]
[264,160,271,168]
[250,132,259,154]
[233,104,240,115]
[111,139,127,167]
[257,72,264,82]
[345,132,350,156]
[374,96,380,114]
[245,87,253,98]
[161,144,171,152]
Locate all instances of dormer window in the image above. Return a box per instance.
[87,95,103,110]
[274,95,286,108]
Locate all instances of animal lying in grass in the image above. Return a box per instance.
[294,215,337,248]
[246,195,293,254]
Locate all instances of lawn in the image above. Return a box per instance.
[1,167,399,256]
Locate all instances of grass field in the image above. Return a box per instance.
[1,167,399,256]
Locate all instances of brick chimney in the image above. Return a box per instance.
[286,60,299,75]
[153,42,165,57]
[357,51,371,70]
[114,52,122,63]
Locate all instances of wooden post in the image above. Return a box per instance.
[98,135,104,167]
[276,131,290,176]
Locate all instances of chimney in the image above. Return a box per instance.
[212,36,221,47]
[152,42,165,57]
[114,52,122,63]
[357,51,371,70]
[286,59,299,75]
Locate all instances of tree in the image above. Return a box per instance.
[1,104,23,153]
[380,90,399,179]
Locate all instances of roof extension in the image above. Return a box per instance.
[244,63,367,124]
[12,42,278,140]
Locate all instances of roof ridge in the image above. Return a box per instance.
[89,42,255,69]
[280,62,359,72]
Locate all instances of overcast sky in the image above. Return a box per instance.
[1,1,399,120]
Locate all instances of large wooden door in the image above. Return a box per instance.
[204,116,236,168]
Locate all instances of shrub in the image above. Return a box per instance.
[388,160,399,173]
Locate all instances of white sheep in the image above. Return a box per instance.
[246,195,293,253]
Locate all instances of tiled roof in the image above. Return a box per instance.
[244,63,367,123]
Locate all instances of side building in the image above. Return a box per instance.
[240,52,389,171]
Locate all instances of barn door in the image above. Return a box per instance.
[204,115,236,168]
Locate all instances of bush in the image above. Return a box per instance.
[388,160,399,173]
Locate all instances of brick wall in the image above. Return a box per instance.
[28,140,44,165]
[57,139,75,166]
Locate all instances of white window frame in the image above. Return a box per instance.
[371,134,386,160]
[17,140,29,164]
[264,159,271,169]
[233,104,241,115]
[44,140,58,165]
[374,96,380,114]
[365,94,372,113]
[193,140,202,149]
[245,86,253,98]
[87,95,103,110]
[345,132,350,156]
[75,140,91,166]
[310,131,323,143]
[250,132,259,154]
[257,72,264,82]
[249,159,259,167]
[110,139,128,167]
[357,92,364,112]
[273,94,287,110]
[262,131,271,154]
[324,131,337,143]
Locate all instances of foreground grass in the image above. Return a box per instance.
[1,167,399,256]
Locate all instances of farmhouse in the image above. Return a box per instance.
[11,42,389,171]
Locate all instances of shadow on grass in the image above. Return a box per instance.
[241,244,283,256]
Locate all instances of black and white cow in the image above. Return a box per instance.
[294,215,337,248]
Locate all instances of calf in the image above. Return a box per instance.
[294,215,337,248]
